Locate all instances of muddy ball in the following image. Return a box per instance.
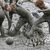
[6,37,14,45]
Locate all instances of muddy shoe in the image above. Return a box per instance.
[8,30,20,36]
[0,27,8,37]
[8,30,15,36]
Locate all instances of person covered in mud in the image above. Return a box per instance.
[0,0,17,36]
[30,0,50,33]
[0,0,18,29]
[4,0,18,29]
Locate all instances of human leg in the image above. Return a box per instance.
[8,17,27,36]
[0,8,5,36]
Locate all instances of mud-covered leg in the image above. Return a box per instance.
[0,18,4,37]
[0,7,5,37]
[28,16,45,36]
[8,17,27,36]
[8,12,13,29]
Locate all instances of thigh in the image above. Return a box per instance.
[0,7,5,26]
[0,6,5,19]
[15,17,27,31]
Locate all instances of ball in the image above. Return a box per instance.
[5,37,14,45]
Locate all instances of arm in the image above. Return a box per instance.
[38,8,50,13]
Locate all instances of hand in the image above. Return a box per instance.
[10,3,16,11]
[6,5,12,11]
[4,2,16,12]
[6,3,16,12]
[4,4,12,12]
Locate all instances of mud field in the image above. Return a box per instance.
[0,14,50,50]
